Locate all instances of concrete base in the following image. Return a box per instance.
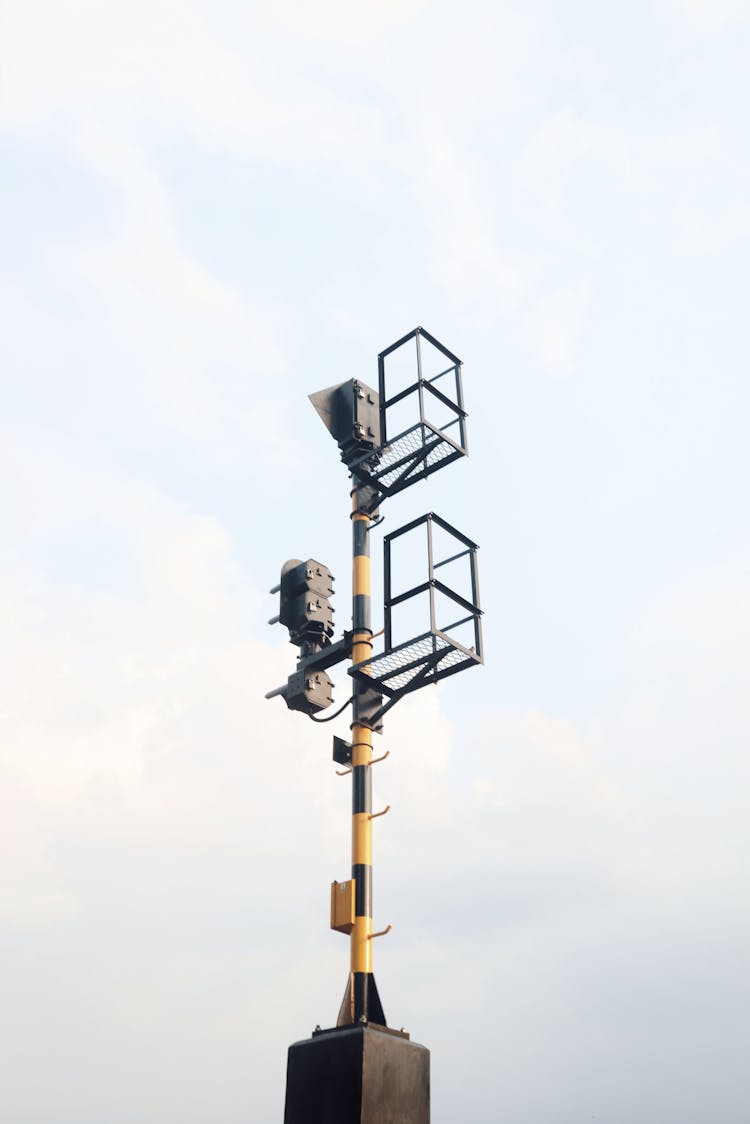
[283,1024,430,1124]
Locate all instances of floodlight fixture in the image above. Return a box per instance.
[309,378,381,466]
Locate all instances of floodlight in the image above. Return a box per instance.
[309,378,381,465]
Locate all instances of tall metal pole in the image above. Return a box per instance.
[282,332,477,1121]
[351,482,374,1021]
[336,478,385,1027]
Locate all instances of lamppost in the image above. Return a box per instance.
[266,327,483,1124]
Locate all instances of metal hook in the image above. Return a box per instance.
[338,750,388,775]
[368,924,392,940]
[369,804,390,820]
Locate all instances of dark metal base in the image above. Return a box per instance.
[283,1024,430,1124]
[337,971,386,1028]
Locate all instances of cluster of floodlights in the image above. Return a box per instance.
[266,326,483,721]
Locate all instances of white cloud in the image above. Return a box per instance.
[523,278,591,378]
[0,0,395,162]
[2,430,748,1121]
[391,8,542,311]
[2,3,749,1119]
[666,0,749,31]
[0,435,457,1117]
[1,0,220,124]
[674,194,750,254]
[263,0,429,49]
[0,122,293,476]
[421,139,531,309]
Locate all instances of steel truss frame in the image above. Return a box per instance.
[349,327,468,500]
[349,512,482,712]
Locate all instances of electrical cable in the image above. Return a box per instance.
[308,695,353,723]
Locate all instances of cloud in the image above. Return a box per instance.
[1,124,293,479]
[0,0,395,163]
[0,460,328,1118]
[0,426,461,1119]
[1,0,224,125]
[2,4,749,1120]
[665,0,749,31]
[523,279,591,378]
[2,425,748,1121]
[379,568,750,1122]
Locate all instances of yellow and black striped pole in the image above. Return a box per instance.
[336,481,386,1027]
[351,485,374,1013]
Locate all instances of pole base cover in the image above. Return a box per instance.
[283,1024,429,1124]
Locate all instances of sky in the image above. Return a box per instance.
[1,2,749,1121]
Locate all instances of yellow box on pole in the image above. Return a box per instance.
[330,880,355,934]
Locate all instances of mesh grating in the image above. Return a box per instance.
[372,425,459,490]
[350,633,477,695]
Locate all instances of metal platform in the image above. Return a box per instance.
[355,418,465,497]
[349,326,468,500]
[350,630,480,696]
[349,513,482,706]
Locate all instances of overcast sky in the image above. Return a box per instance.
[1,2,749,1122]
